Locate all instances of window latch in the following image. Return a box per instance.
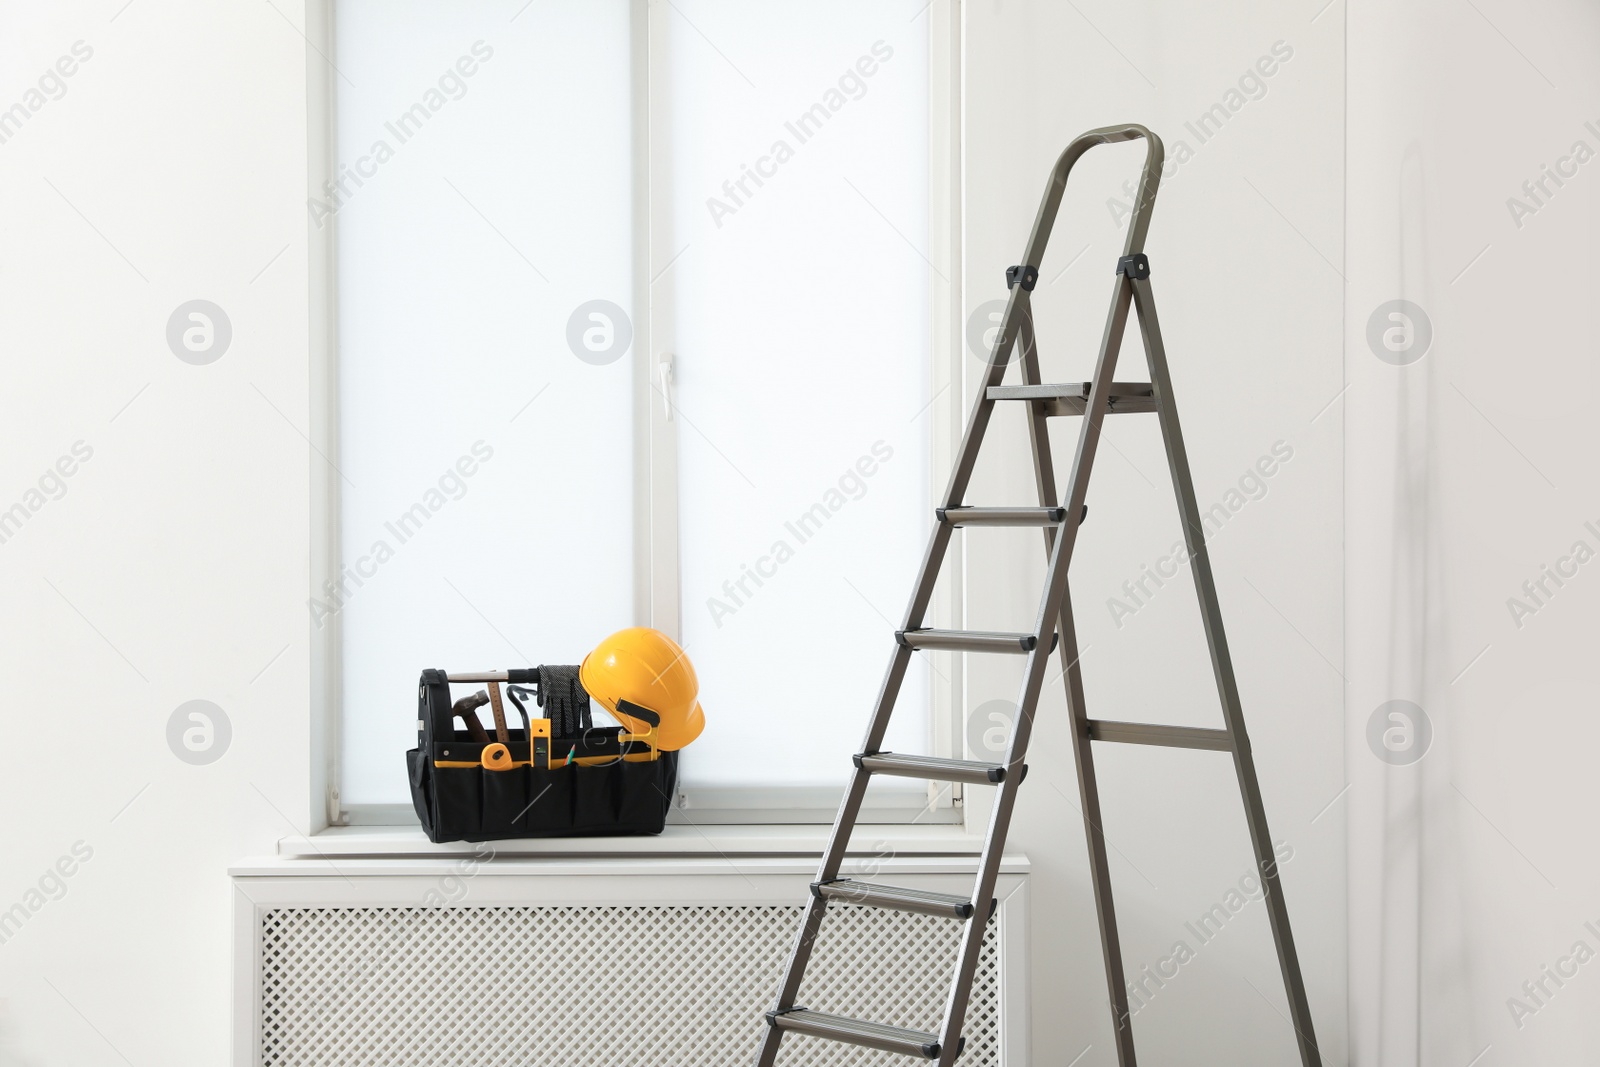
[657,352,675,422]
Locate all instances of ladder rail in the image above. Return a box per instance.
[936,245,1145,1065]
[1131,278,1322,1066]
[758,130,1104,1061]
[1018,124,1164,271]
[1056,577,1142,1062]
[938,121,1159,517]
[939,286,1027,509]
[758,123,1162,1067]
[756,268,1015,1059]
[1019,321,1141,1066]
[757,522,957,1062]
[754,651,911,1064]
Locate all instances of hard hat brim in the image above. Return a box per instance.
[656,700,705,752]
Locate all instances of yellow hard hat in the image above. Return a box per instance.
[580,627,706,751]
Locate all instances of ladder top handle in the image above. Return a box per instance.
[1021,123,1165,269]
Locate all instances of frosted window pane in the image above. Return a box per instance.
[335,1,635,805]
[664,2,933,792]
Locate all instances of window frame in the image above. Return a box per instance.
[306,0,965,832]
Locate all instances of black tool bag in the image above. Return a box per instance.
[407,667,677,843]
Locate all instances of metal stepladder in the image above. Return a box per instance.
[755,125,1320,1067]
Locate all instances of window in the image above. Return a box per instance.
[322,0,953,825]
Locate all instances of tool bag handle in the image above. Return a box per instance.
[423,668,604,743]
[444,669,542,684]
[421,668,662,737]
[421,669,542,747]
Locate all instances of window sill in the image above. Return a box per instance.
[273,823,986,861]
[232,847,1027,883]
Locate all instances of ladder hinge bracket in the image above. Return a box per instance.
[1116,253,1150,280]
[1005,264,1039,291]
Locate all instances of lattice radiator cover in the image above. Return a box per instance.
[258,903,1000,1066]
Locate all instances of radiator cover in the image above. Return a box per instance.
[233,854,1029,1066]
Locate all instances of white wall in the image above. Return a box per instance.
[961,2,1346,1063]
[1346,2,1600,1064]
[0,3,311,1064]
[30,3,1600,1066]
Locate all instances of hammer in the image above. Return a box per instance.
[451,690,492,742]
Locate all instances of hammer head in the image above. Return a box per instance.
[452,689,490,714]
[451,690,492,742]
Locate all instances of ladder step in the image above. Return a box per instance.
[766,1008,957,1059]
[896,628,1056,654]
[937,505,1065,527]
[939,505,1088,528]
[813,878,975,919]
[1087,719,1233,751]
[988,381,1157,416]
[855,751,1018,785]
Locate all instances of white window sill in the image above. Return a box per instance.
[271,823,987,862]
[232,850,1028,884]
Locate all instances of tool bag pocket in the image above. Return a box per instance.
[408,667,677,843]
